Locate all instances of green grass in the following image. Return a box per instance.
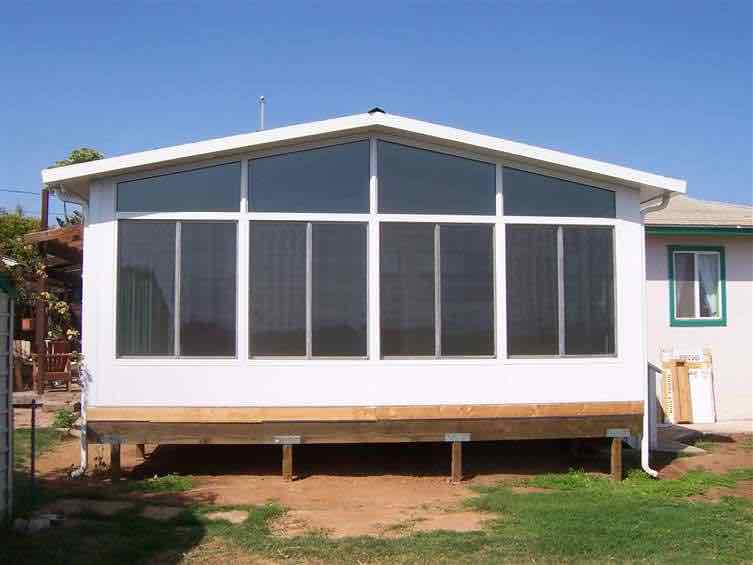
[2,466,752,564]
[127,473,195,493]
[13,427,67,469]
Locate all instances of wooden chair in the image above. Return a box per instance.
[33,342,73,392]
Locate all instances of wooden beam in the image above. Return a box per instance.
[87,401,644,424]
[282,444,293,481]
[45,240,83,266]
[610,437,623,481]
[23,224,82,245]
[451,441,462,483]
[87,414,643,445]
[136,444,146,458]
[111,443,121,482]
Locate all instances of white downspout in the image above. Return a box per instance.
[638,191,672,478]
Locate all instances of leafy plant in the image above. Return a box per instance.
[52,408,76,430]
[129,473,195,493]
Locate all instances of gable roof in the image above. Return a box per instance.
[41,111,686,202]
[645,194,753,228]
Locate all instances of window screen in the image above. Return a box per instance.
[250,141,370,212]
[503,168,616,218]
[440,225,494,356]
[563,227,615,355]
[312,224,368,356]
[117,221,176,356]
[249,222,307,356]
[180,222,237,356]
[506,224,615,356]
[380,223,436,356]
[506,225,559,356]
[378,141,495,214]
[117,162,240,212]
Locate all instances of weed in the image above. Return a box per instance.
[128,473,195,493]
[52,408,76,430]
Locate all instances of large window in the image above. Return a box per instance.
[250,141,370,213]
[503,168,616,218]
[669,247,726,327]
[380,223,494,357]
[506,225,615,356]
[117,221,237,357]
[250,222,367,357]
[117,162,241,212]
[378,141,495,215]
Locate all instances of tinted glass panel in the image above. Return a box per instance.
[312,224,367,356]
[378,141,495,214]
[698,254,720,318]
[503,168,616,218]
[250,222,306,355]
[250,141,370,212]
[564,227,615,355]
[180,223,237,356]
[440,225,494,356]
[380,223,435,356]
[117,162,240,212]
[506,225,558,355]
[117,221,175,355]
[674,253,695,318]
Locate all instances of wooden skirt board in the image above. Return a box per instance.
[86,402,643,445]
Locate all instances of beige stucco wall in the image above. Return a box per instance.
[646,234,753,422]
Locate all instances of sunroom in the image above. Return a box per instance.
[41,110,686,481]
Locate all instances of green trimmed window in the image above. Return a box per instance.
[668,246,726,327]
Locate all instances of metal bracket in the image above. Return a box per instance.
[273,435,302,445]
[606,428,631,438]
[445,433,471,442]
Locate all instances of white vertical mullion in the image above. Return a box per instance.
[495,163,505,358]
[367,137,380,360]
[305,222,313,358]
[237,218,249,361]
[240,158,249,213]
[173,221,182,356]
[557,226,565,356]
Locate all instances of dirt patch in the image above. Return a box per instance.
[206,510,248,524]
[656,433,753,479]
[689,479,753,503]
[141,505,185,521]
[43,498,134,517]
[156,538,280,565]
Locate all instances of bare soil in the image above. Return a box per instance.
[27,432,753,537]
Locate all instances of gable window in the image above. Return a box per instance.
[249,141,370,213]
[503,168,616,218]
[117,220,237,357]
[117,162,241,212]
[378,141,496,215]
[506,225,615,356]
[669,247,726,327]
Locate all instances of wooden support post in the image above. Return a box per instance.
[136,443,146,458]
[610,437,622,481]
[111,443,121,482]
[451,441,463,483]
[282,444,293,482]
[33,188,49,394]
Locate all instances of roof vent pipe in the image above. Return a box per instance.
[258,96,266,130]
[368,107,386,114]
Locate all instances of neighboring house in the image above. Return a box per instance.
[645,195,753,422]
[0,273,14,519]
[41,110,686,480]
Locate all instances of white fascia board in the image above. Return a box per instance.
[41,111,686,196]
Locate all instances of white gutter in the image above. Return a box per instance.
[636,193,673,478]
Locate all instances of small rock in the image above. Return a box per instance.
[13,518,28,533]
[27,517,51,534]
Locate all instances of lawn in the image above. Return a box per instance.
[1,459,751,564]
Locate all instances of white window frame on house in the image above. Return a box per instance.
[111,134,621,364]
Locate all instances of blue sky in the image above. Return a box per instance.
[1,1,751,220]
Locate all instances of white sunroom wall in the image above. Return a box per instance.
[82,136,646,408]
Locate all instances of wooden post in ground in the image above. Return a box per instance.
[111,443,121,482]
[33,188,49,394]
[282,444,293,481]
[451,441,463,483]
[610,437,622,481]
